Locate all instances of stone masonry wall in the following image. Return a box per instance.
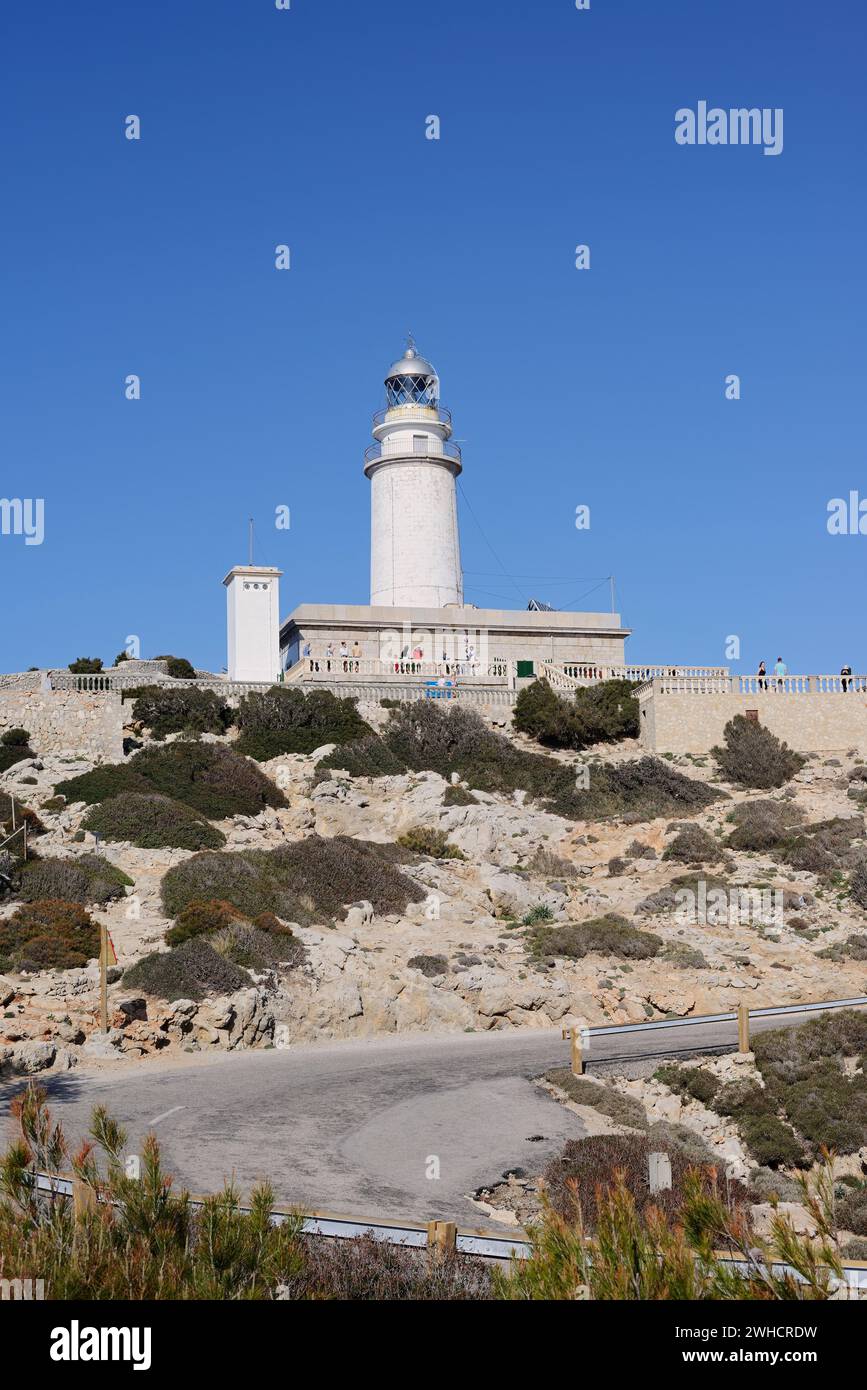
[639,687,867,755]
[0,691,125,763]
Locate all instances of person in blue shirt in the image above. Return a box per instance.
[773,656,787,689]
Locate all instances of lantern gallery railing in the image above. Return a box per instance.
[363,439,462,466]
[371,404,453,431]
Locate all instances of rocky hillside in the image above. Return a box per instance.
[1,694,866,1080]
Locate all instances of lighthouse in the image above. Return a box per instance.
[364,342,464,608]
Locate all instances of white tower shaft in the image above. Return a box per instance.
[365,346,463,608]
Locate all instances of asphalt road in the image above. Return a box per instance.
[0,1004,857,1226]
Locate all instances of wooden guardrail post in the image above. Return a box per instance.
[562,1025,585,1075]
[737,1002,751,1053]
[426,1220,457,1253]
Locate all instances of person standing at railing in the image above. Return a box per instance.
[325,641,334,673]
[340,640,349,672]
[351,640,362,672]
[841,662,853,692]
[773,656,787,690]
[757,660,768,691]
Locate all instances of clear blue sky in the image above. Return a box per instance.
[2,0,865,674]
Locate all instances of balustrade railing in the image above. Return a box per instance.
[643,674,867,696]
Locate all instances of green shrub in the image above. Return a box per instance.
[68,657,103,674]
[711,1080,775,1119]
[1,728,30,747]
[129,686,232,740]
[153,655,197,680]
[82,793,225,851]
[317,735,407,779]
[167,899,247,946]
[407,953,449,977]
[396,826,465,859]
[57,742,286,820]
[663,824,722,865]
[17,855,132,906]
[514,679,639,750]
[542,1132,738,1228]
[738,1113,806,1168]
[321,704,722,824]
[850,858,867,909]
[713,716,805,789]
[655,1065,720,1105]
[660,943,708,969]
[837,1189,867,1238]
[545,1070,648,1129]
[526,847,577,879]
[522,903,554,926]
[442,784,478,806]
[818,933,867,962]
[727,799,803,852]
[527,913,660,961]
[210,922,306,971]
[234,687,371,760]
[0,899,100,972]
[123,940,250,1002]
[0,743,34,774]
[161,836,425,924]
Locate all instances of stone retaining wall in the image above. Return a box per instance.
[639,683,867,755]
[0,690,125,763]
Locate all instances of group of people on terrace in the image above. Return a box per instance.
[755,659,855,691]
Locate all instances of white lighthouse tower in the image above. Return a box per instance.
[364,342,463,608]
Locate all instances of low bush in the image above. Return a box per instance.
[17,855,132,906]
[57,742,286,820]
[818,933,867,962]
[442,784,478,807]
[0,744,34,774]
[850,858,867,909]
[68,657,103,674]
[210,922,307,972]
[321,704,723,824]
[514,679,639,750]
[407,954,449,977]
[526,913,660,961]
[153,655,197,680]
[713,716,805,789]
[525,847,577,880]
[82,793,225,851]
[234,687,371,760]
[161,835,425,924]
[542,1132,739,1228]
[123,939,251,1001]
[545,1070,648,1129]
[1,727,30,747]
[711,1080,775,1119]
[738,1113,806,1168]
[522,904,554,926]
[726,799,803,853]
[663,824,722,865]
[129,686,233,740]
[0,794,44,841]
[167,898,247,946]
[396,826,465,859]
[660,943,709,969]
[655,1065,720,1105]
[0,899,100,972]
[837,1189,867,1238]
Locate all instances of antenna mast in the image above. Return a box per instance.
[248,517,254,566]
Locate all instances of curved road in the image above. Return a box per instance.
[0,1005,852,1225]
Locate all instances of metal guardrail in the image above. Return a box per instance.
[582,995,867,1041]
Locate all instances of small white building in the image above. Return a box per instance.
[223,565,282,683]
